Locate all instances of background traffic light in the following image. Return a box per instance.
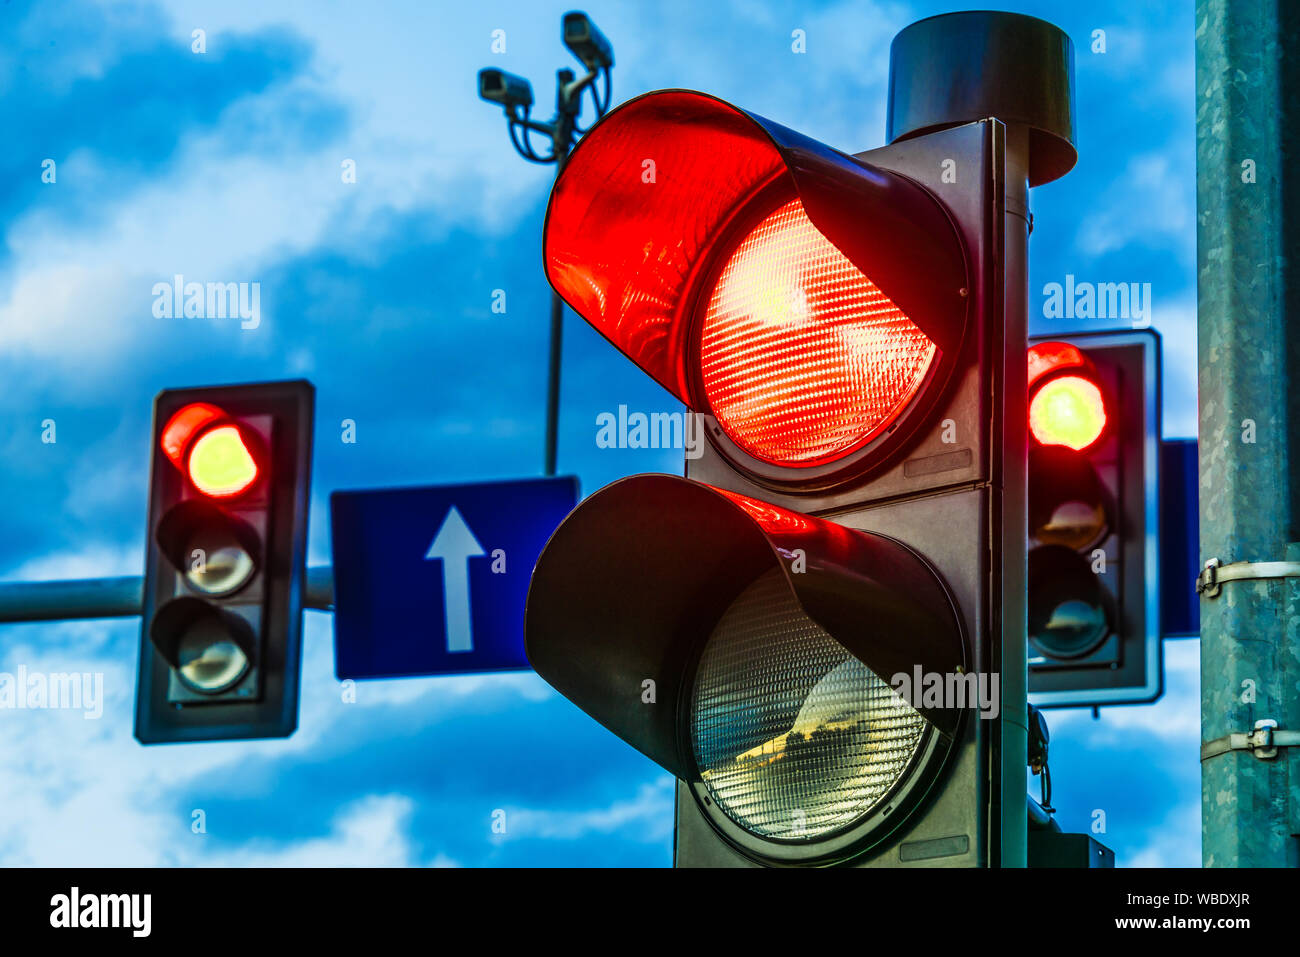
[135,380,314,744]
[1026,331,1162,706]
[525,11,1078,868]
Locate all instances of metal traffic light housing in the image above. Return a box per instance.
[1027,330,1162,707]
[135,380,314,743]
[533,104,1014,867]
[528,10,1077,868]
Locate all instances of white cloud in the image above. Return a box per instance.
[1,541,142,582]
[1048,638,1200,743]
[204,794,437,867]
[0,609,555,865]
[1076,149,1194,260]
[0,262,140,364]
[502,776,675,842]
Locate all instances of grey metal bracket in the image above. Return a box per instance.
[1201,719,1300,761]
[1196,557,1300,599]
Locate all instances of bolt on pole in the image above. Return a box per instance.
[1196,0,1300,867]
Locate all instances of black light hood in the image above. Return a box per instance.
[524,474,966,780]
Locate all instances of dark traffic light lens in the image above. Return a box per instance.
[1035,499,1107,550]
[176,618,250,694]
[1035,600,1108,658]
[150,597,256,696]
[184,537,255,596]
[1028,546,1112,659]
[1029,445,1112,550]
[156,501,260,598]
[690,570,926,841]
[698,198,936,468]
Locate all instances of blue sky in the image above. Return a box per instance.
[0,0,1198,866]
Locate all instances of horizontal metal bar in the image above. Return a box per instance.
[305,566,335,611]
[0,567,335,623]
[0,576,144,623]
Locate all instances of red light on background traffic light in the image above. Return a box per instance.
[160,403,260,498]
[1026,340,1086,391]
[187,425,259,498]
[1029,375,1107,451]
[160,402,223,470]
[699,198,937,467]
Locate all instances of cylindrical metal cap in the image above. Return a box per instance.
[887,11,1077,186]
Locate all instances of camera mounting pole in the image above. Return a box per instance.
[476,12,614,477]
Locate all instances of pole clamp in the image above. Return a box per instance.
[1195,557,1300,599]
[1201,719,1300,762]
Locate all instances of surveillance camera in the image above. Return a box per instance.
[563,12,614,71]
[478,68,534,109]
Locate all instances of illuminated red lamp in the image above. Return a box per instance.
[699,198,936,466]
[160,404,260,499]
[543,90,969,475]
[1027,342,1108,452]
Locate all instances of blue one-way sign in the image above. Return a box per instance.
[330,476,579,679]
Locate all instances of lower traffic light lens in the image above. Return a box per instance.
[1028,546,1112,659]
[699,198,936,467]
[176,618,251,694]
[188,425,259,498]
[690,570,927,841]
[1029,375,1107,451]
[150,597,256,695]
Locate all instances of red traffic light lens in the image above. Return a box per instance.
[542,91,970,477]
[162,403,261,498]
[699,199,936,467]
[160,402,224,471]
[1027,340,1086,391]
[187,425,259,498]
[1029,375,1107,451]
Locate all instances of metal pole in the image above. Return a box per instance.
[0,576,144,622]
[545,289,564,477]
[1000,121,1032,870]
[543,82,577,478]
[544,145,570,478]
[1196,0,1300,867]
[0,566,336,623]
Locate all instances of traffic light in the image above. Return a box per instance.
[525,11,1077,867]
[135,381,314,744]
[1026,331,1162,706]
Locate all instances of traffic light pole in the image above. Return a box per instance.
[1000,121,1032,869]
[1196,0,1300,867]
[543,142,573,478]
[544,288,564,477]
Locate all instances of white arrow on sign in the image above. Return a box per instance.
[425,506,486,653]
